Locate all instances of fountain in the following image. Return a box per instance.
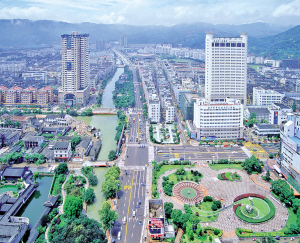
[246,197,254,213]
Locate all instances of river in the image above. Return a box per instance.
[16,176,53,227]
[78,65,124,221]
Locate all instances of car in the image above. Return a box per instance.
[117,232,121,240]
[122,217,126,224]
[138,199,141,205]
[163,154,169,157]
[132,211,136,217]
[142,181,146,186]
[112,237,116,243]
[179,158,184,161]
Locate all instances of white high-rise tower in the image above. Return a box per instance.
[59,32,90,106]
[205,33,247,104]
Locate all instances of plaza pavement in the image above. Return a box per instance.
[157,165,288,232]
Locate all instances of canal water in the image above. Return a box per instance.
[16,176,53,227]
[78,66,124,221]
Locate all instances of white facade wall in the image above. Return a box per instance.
[165,106,175,123]
[205,33,247,104]
[253,87,284,106]
[148,101,160,123]
[193,98,243,139]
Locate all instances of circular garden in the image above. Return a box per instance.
[233,193,275,223]
[218,172,241,181]
[173,181,204,204]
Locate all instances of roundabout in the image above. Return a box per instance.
[173,181,204,204]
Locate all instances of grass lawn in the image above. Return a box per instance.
[208,163,243,170]
[168,170,201,184]
[192,202,219,222]
[235,198,270,218]
[248,64,265,71]
[156,165,194,179]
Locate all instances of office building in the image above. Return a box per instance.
[205,33,247,104]
[280,113,300,185]
[58,31,90,107]
[253,87,284,106]
[193,98,243,140]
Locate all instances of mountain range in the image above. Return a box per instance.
[0,19,299,59]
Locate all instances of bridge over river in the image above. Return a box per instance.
[92,107,119,115]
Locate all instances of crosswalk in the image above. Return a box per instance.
[148,145,154,163]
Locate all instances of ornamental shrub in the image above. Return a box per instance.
[203,196,213,202]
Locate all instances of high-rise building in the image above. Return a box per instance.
[119,34,128,48]
[205,33,247,104]
[59,31,90,107]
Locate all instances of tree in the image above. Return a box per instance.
[98,201,118,231]
[271,179,295,205]
[49,215,106,243]
[108,150,116,161]
[83,188,96,204]
[86,108,93,116]
[261,119,268,124]
[242,156,263,174]
[63,195,83,218]
[71,136,81,150]
[250,113,257,119]
[101,178,121,200]
[164,202,174,219]
[171,209,185,228]
[40,215,50,226]
[266,170,271,181]
[33,172,40,181]
[185,221,194,240]
[69,110,78,116]
[292,100,297,112]
[56,163,68,175]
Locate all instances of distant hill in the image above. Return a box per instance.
[249,25,300,59]
[0,19,290,49]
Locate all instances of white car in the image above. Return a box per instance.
[132,211,136,217]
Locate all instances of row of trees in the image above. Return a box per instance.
[112,65,135,108]
[115,110,127,142]
[0,152,45,165]
[244,112,269,127]
[101,166,121,200]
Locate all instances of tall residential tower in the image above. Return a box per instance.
[59,31,90,107]
[205,33,247,104]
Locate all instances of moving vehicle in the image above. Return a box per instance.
[117,232,121,240]
[132,211,136,217]
[138,199,141,205]
[163,154,169,157]
[122,217,126,224]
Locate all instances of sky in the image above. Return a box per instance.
[1,0,300,26]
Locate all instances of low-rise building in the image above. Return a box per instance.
[253,87,284,106]
[148,100,160,123]
[23,135,44,149]
[253,124,280,136]
[75,138,93,157]
[53,141,72,162]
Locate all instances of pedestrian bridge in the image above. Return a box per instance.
[92,108,118,115]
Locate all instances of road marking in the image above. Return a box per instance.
[124,185,127,189]
[124,170,135,243]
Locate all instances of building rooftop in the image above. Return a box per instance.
[254,124,280,130]
[1,166,29,178]
[273,103,291,110]
[247,107,270,114]
[54,141,70,150]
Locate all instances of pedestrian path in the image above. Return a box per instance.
[251,174,271,191]
[241,146,251,158]
[148,145,155,163]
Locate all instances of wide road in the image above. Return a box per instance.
[115,62,149,243]
[155,145,249,162]
[113,169,146,243]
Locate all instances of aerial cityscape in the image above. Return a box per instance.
[1,1,300,243]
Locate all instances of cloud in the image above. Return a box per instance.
[0,7,47,20]
[273,0,300,17]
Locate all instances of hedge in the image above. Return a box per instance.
[217,174,224,180]
[235,228,285,238]
[204,227,223,237]
[235,197,275,223]
[184,204,193,214]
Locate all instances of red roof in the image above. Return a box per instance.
[0,86,7,90]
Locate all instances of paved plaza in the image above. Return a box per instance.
[157,165,288,232]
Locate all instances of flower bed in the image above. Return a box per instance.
[217,172,241,181]
[233,193,265,202]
